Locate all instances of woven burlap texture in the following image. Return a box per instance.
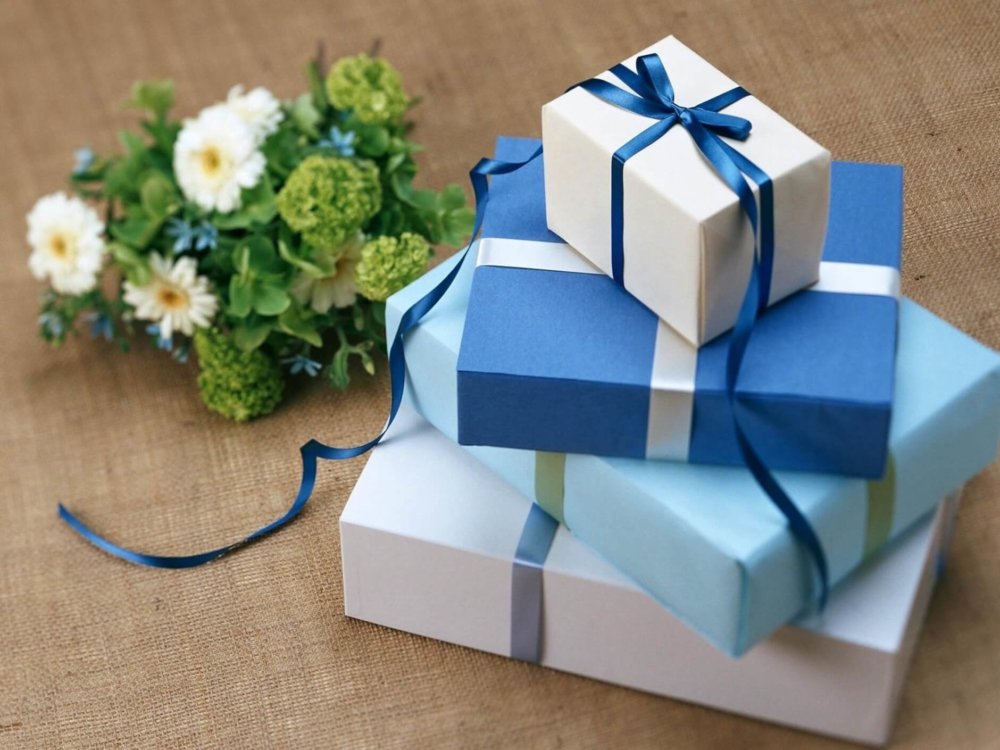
[1,1,998,747]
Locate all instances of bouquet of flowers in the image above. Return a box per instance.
[26,50,473,420]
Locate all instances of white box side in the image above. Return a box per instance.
[340,409,948,745]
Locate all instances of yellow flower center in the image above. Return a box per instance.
[200,146,223,175]
[156,284,189,311]
[49,233,73,260]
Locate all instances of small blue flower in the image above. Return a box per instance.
[72,147,95,175]
[165,218,196,253]
[318,126,356,157]
[146,323,173,351]
[166,218,218,253]
[85,312,114,341]
[39,312,64,337]
[193,222,218,252]
[282,353,322,377]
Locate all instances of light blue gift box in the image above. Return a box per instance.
[456,137,902,478]
[387,230,1000,657]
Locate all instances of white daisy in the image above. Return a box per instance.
[26,192,107,295]
[225,85,283,145]
[173,104,265,214]
[123,252,218,340]
[290,235,363,313]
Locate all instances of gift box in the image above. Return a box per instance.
[542,35,832,345]
[342,406,961,746]
[388,240,1000,656]
[458,137,902,478]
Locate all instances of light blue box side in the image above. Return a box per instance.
[886,304,1000,536]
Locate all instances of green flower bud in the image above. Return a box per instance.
[194,328,284,421]
[354,232,432,302]
[325,54,409,125]
[276,155,381,251]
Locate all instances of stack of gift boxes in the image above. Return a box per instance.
[340,37,1000,745]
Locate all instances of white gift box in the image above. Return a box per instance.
[341,407,959,746]
[542,35,832,345]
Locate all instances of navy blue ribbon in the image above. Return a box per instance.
[575,53,829,606]
[58,146,544,568]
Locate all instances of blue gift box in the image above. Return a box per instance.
[455,137,903,478]
[387,234,1000,657]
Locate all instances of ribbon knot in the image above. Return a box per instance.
[579,54,754,146]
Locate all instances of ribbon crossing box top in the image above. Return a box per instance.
[542,35,832,345]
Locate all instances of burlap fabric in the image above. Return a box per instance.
[1,1,998,747]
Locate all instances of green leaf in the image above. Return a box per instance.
[213,177,277,229]
[356,124,391,157]
[109,209,162,249]
[358,346,376,376]
[306,59,330,113]
[289,93,321,138]
[441,206,475,248]
[326,337,377,389]
[229,276,253,318]
[278,304,323,348]
[440,183,467,211]
[103,154,144,201]
[245,235,284,274]
[139,171,177,219]
[232,320,273,352]
[234,243,251,278]
[277,236,332,278]
[119,130,148,157]
[110,242,151,285]
[384,152,407,174]
[141,119,182,154]
[261,127,302,181]
[125,80,175,119]
[328,344,351,389]
[252,283,291,316]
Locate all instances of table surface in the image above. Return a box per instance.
[2,1,998,747]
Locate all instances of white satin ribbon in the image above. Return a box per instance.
[811,261,901,299]
[476,238,899,460]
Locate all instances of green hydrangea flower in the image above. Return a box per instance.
[325,54,409,125]
[194,328,285,421]
[276,155,381,251]
[354,232,432,302]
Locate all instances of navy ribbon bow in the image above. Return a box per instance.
[575,52,829,606]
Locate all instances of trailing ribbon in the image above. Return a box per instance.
[58,147,544,567]
[575,53,830,606]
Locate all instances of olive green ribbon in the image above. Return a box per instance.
[533,451,897,563]
[534,452,567,525]
[864,454,897,559]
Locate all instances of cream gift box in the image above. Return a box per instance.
[341,406,960,746]
[543,35,832,345]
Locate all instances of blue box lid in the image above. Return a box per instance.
[456,137,903,477]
